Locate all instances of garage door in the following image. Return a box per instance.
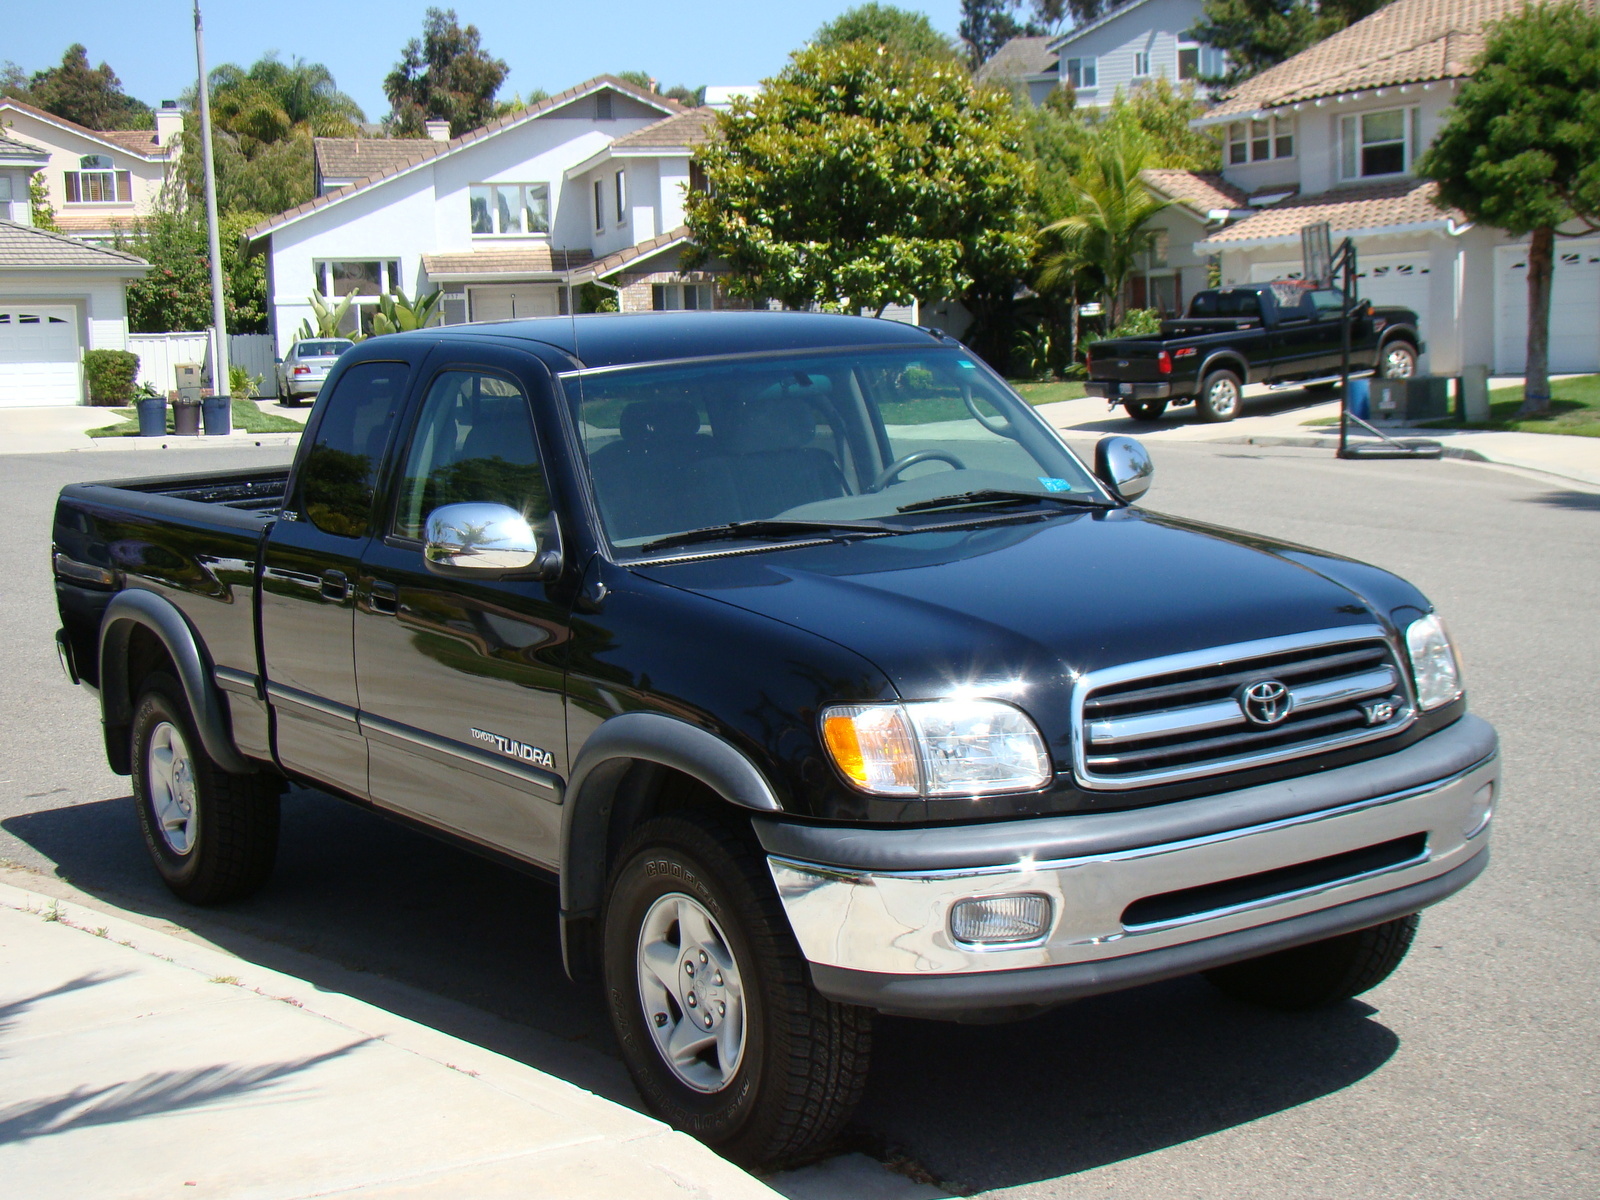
[1495,240,1600,374]
[1250,253,1432,315]
[467,286,559,322]
[0,306,81,407]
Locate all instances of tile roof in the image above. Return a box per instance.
[0,219,149,269]
[608,108,717,150]
[422,248,595,276]
[0,132,50,161]
[1206,0,1599,120]
[975,36,1058,84]
[1141,169,1249,215]
[1196,179,1461,247]
[245,76,681,243]
[585,226,691,278]
[314,137,447,182]
[51,213,140,234]
[0,98,173,158]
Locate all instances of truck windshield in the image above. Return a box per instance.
[564,347,1102,554]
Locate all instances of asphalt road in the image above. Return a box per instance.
[2,440,1596,1198]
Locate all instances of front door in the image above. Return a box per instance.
[354,354,572,868]
[261,357,413,795]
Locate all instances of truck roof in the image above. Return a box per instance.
[391,311,942,371]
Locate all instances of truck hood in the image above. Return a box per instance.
[632,508,1424,699]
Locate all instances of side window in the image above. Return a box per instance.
[392,370,549,540]
[299,361,410,538]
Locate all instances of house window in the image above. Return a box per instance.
[689,161,710,194]
[0,174,11,222]
[1177,42,1225,80]
[1227,116,1294,164]
[652,283,714,311]
[1340,108,1416,179]
[615,170,626,226]
[594,179,604,232]
[469,183,550,235]
[1133,50,1151,78]
[313,259,404,335]
[64,154,131,204]
[1064,57,1097,89]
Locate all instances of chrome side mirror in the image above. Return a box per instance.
[423,503,549,577]
[1094,435,1153,502]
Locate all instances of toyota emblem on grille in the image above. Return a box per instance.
[1239,679,1293,725]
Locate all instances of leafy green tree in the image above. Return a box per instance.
[120,206,268,334]
[1418,1,1600,415]
[384,7,509,137]
[960,0,1040,68]
[1190,0,1389,86]
[812,4,961,62]
[1101,77,1220,172]
[685,42,1033,321]
[11,44,150,130]
[29,174,58,231]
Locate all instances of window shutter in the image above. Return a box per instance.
[65,173,81,203]
[116,171,133,202]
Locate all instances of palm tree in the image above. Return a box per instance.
[1036,125,1173,329]
[206,55,364,153]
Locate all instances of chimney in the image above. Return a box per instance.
[424,119,452,142]
[154,101,182,148]
[648,78,659,93]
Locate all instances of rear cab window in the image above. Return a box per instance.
[295,361,412,538]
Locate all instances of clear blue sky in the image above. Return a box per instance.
[8,1,971,122]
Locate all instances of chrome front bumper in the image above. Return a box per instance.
[765,730,1496,1011]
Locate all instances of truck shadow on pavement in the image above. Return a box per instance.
[5,787,1401,1189]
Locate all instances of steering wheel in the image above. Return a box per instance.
[962,385,1011,435]
[870,449,966,492]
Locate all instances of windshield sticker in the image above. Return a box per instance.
[957,359,977,369]
[1038,477,1074,492]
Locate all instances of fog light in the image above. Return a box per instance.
[949,894,1052,945]
[1464,782,1495,839]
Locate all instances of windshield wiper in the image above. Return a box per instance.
[640,519,891,554]
[896,489,1112,514]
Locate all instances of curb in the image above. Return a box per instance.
[0,879,780,1199]
[82,432,303,452]
[1210,434,1600,488]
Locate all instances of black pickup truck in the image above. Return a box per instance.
[52,312,1495,1167]
[1085,282,1424,422]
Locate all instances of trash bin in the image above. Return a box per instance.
[173,386,202,436]
[202,393,233,436]
[1347,376,1371,419]
[136,394,168,437]
[1370,376,1450,426]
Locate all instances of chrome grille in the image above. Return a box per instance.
[1071,625,1413,789]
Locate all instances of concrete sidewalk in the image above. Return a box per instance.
[0,402,309,456]
[0,880,779,1200]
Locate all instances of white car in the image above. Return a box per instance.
[276,339,354,405]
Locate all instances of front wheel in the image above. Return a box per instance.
[1196,369,1244,423]
[1380,341,1418,379]
[1125,400,1167,421]
[1204,914,1419,1011]
[131,673,281,904]
[603,813,871,1167]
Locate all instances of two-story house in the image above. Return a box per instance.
[1042,0,1223,108]
[1163,0,1599,376]
[243,78,740,352]
[0,98,183,243]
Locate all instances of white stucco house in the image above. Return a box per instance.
[1164,0,1600,376]
[0,138,150,406]
[0,98,183,243]
[244,77,749,353]
[1041,0,1223,108]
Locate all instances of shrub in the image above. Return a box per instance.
[1108,308,1162,339]
[228,363,262,399]
[83,349,141,406]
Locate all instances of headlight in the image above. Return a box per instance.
[1405,613,1463,710]
[821,699,1051,797]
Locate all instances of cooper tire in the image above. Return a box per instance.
[602,812,871,1168]
[131,672,281,905]
[1380,341,1418,379]
[1126,400,1167,421]
[1197,369,1244,422]
[1204,914,1420,1011]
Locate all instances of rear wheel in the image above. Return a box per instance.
[1204,914,1419,1011]
[1125,400,1167,421]
[1196,369,1244,422]
[603,812,871,1167]
[131,672,281,905]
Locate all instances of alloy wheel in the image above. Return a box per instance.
[146,720,198,856]
[635,892,748,1093]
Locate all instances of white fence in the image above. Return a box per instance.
[128,332,280,398]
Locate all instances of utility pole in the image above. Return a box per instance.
[193,0,229,404]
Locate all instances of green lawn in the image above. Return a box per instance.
[1302,374,1600,436]
[1010,379,1089,407]
[90,398,305,438]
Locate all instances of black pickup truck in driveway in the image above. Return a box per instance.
[52,312,1495,1166]
[1085,282,1424,422]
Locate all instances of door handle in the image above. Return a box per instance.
[368,580,399,616]
[320,570,349,601]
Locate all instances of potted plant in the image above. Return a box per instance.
[135,381,167,437]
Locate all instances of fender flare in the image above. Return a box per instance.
[1377,326,1421,357]
[1196,350,1250,388]
[99,588,254,777]
[557,712,781,975]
